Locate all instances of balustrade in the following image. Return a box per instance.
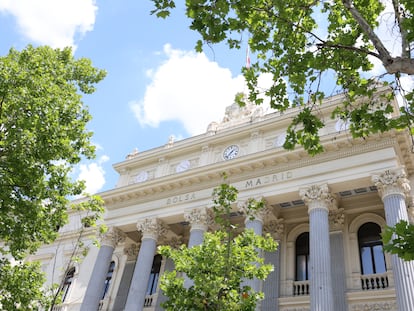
[293,280,310,296]
[361,273,389,290]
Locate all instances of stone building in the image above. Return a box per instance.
[33,85,414,311]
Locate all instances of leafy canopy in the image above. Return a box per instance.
[382,220,414,261]
[159,180,277,311]
[0,45,105,310]
[151,0,414,155]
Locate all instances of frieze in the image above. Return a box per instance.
[166,192,196,205]
[244,171,293,189]
[350,301,397,311]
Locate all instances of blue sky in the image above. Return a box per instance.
[0,0,263,193]
[0,1,411,194]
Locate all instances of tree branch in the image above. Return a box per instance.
[316,41,380,58]
[392,0,410,58]
[342,0,394,68]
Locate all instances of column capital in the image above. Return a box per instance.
[238,196,271,223]
[101,227,126,248]
[184,207,209,231]
[329,208,345,232]
[299,184,336,213]
[263,218,284,241]
[372,167,411,200]
[137,218,166,241]
[124,243,140,261]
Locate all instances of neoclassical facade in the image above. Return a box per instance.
[33,86,414,311]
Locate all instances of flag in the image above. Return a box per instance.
[246,45,251,69]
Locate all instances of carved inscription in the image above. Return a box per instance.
[166,193,196,205]
[245,171,293,189]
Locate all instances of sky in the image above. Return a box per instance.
[0,0,411,194]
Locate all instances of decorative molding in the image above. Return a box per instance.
[329,208,345,231]
[350,301,397,311]
[280,308,310,311]
[184,208,209,231]
[372,167,411,200]
[101,227,126,248]
[136,218,167,241]
[163,235,184,249]
[299,184,336,213]
[263,218,284,241]
[124,243,140,261]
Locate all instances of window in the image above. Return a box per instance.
[61,267,75,302]
[146,255,162,295]
[295,232,310,281]
[101,261,115,299]
[358,222,386,275]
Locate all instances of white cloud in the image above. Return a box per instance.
[0,0,97,48]
[130,44,247,136]
[77,155,109,195]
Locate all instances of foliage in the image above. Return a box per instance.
[0,259,52,311]
[49,195,106,310]
[382,220,414,261]
[151,0,414,155]
[159,180,277,311]
[0,45,105,310]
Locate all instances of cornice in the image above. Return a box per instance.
[101,131,401,208]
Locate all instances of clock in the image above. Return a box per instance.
[176,160,191,173]
[223,145,239,160]
[135,171,148,183]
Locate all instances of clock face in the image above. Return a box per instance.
[135,171,148,183]
[223,145,239,160]
[176,160,191,173]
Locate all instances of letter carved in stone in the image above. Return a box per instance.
[372,168,411,200]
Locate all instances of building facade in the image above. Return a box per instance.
[32,86,414,311]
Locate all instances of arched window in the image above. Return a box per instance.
[101,261,115,299]
[358,222,386,275]
[61,267,75,302]
[146,254,162,295]
[295,232,310,281]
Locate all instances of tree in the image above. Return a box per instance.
[0,45,106,310]
[151,0,414,155]
[158,180,277,311]
[382,220,414,261]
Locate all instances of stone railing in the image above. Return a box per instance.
[293,280,310,296]
[360,273,389,290]
[98,298,110,311]
[144,293,158,308]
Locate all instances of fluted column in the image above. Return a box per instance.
[372,168,414,311]
[238,198,271,296]
[262,219,284,311]
[183,208,209,288]
[185,207,209,248]
[81,227,125,311]
[300,184,335,311]
[124,218,166,311]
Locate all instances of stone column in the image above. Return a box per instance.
[329,208,347,311]
[80,227,125,311]
[124,218,166,311]
[183,208,209,288]
[184,207,209,248]
[262,219,284,311]
[372,168,414,311]
[238,198,271,295]
[300,184,335,311]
